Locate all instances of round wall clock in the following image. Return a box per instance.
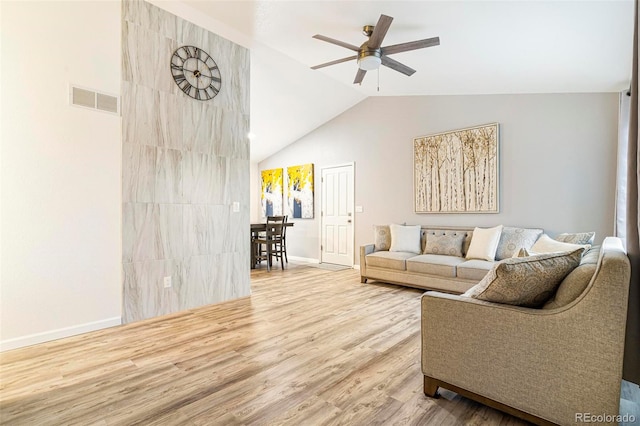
[170,46,221,101]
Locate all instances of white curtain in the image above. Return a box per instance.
[616,91,630,245]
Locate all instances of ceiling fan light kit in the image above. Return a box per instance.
[358,50,381,71]
[311,14,440,85]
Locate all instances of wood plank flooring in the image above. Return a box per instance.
[0,264,532,425]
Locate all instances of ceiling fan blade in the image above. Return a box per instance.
[311,55,358,70]
[353,68,367,84]
[382,37,440,56]
[367,14,393,49]
[381,56,416,76]
[312,34,359,52]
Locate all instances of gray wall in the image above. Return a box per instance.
[257,93,618,264]
[122,1,250,322]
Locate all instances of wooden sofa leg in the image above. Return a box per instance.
[361,277,367,283]
[424,376,439,398]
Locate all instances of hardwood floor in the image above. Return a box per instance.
[1,264,532,425]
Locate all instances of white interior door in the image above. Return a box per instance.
[321,164,354,266]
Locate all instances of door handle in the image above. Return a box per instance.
[347,220,352,223]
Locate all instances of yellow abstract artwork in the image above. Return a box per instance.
[261,168,283,217]
[287,164,314,219]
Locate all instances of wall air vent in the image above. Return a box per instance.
[72,87,96,108]
[70,85,120,116]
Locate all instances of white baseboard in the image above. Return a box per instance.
[288,256,320,264]
[290,256,361,270]
[1,317,122,352]
[290,256,360,270]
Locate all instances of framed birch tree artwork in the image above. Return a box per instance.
[414,123,499,213]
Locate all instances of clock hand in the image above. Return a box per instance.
[203,74,222,83]
[195,69,219,81]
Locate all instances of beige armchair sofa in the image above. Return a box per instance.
[421,237,631,425]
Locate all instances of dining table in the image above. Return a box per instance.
[250,221,294,269]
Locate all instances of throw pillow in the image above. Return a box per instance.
[373,225,391,251]
[543,263,597,309]
[531,234,590,254]
[424,231,465,257]
[462,232,473,257]
[463,248,583,307]
[389,224,421,254]
[512,247,532,258]
[465,225,503,261]
[556,232,596,245]
[495,227,543,260]
[580,246,600,265]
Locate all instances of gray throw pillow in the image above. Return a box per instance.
[580,245,600,265]
[495,227,543,260]
[556,232,595,245]
[513,247,532,258]
[462,233,473,257]
[373,225,391,251]
[463,248,583,308]
[424,230,465,257]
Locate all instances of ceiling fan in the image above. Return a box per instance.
[311,14,440,84]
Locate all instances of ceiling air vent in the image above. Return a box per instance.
[70,85,120,115]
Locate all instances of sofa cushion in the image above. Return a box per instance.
[457,259,495,280]
[373,225,391,251]
[463,248,583,308]
[531,234,590,254]
[407,254,466,278]
[556,231,595,245]
[495,227,543,260]
[543,263,597,309]
[423,230,466,257]
[366,251,416,271]
[389,224,422,254]
[466,225,503,261]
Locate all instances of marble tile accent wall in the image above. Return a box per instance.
[122,0,250,323]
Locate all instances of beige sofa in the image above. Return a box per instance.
[360,225,542,294]
[421,237,631,425]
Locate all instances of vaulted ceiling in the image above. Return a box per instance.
[152,1,634,162]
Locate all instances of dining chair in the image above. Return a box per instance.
[277,215,289,264]
[254,216,286,271]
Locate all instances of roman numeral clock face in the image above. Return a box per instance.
[170,46,221,101]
